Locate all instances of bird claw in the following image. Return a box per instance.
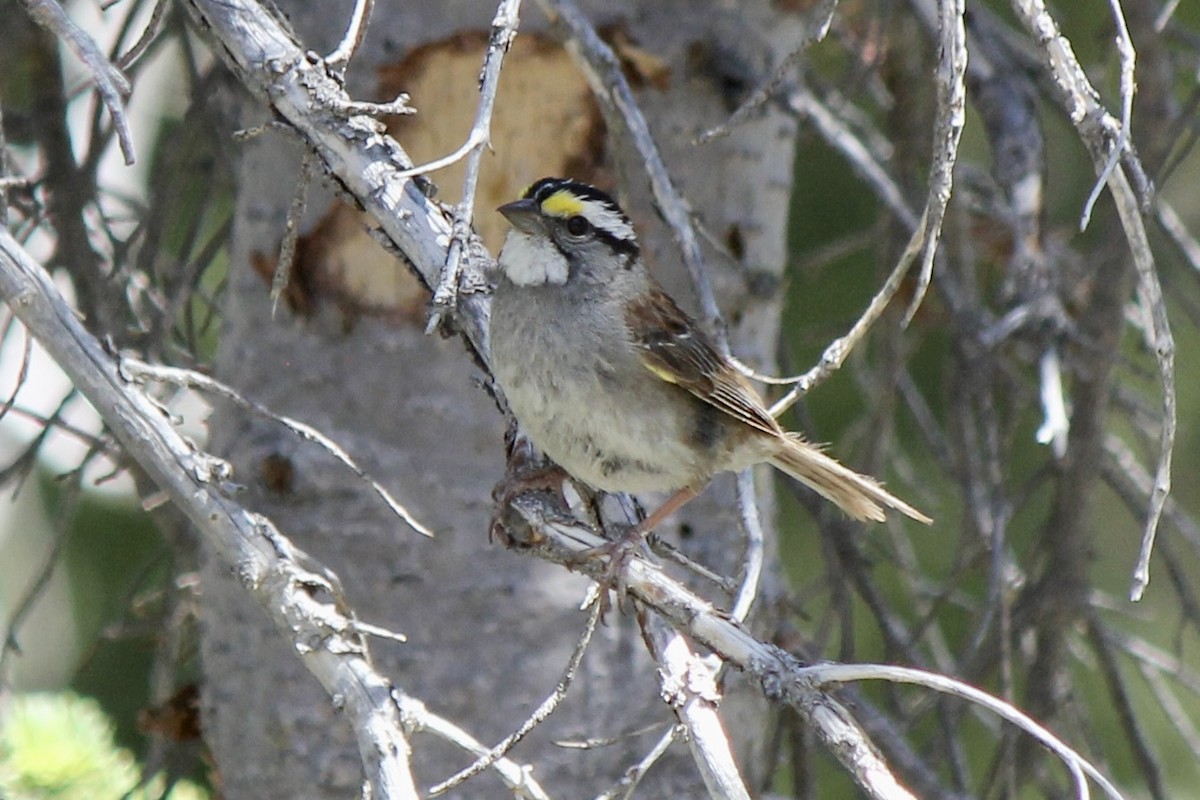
[489,465,571,545]
[568,524,652,617]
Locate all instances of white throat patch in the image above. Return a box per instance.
[498,231,569,286]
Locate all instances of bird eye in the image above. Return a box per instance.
[566,215,591,236]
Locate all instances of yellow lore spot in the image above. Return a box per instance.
[540,190,585,218]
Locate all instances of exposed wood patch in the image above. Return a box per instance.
[254,32,607,326]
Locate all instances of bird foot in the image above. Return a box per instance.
[568,523,654,617]
[489,464,571,545]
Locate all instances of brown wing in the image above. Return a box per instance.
[625,285,782,437]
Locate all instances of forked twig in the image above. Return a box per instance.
[325,0,375,73]
[1078,0,1136,231]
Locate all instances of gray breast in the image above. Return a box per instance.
[488,280,709,493]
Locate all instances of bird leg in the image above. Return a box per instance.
[631,485,700,536]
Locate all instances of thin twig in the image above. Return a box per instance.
[1085,614,1168,799]
[272,150,314,317]
[648,536,737,593]
[116,0,170,70]
[731,470,765,623]
[424,0,523,334]
[1102,433,1200,558]
[400,697,553,800]
[770,209,928,416]
[20,0,136,164]
[1156,200,1200,275]
[594,725,679,800]
[694,0,840,145]
[325,0,375,73]
[802,662,1127,800]
[1138,664,1200,759]
[0,471,81,679]
[0,325,32,425]
[902,0,966,325]
[427,598,602,796]
[117,356,436,538]
[0,403,118,453]
[786,85,920,232]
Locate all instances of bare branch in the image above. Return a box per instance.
[767,0,963,412]
[730,469,765,622]
[786,84,919,232]
[499,499,915,799]
[402,697,554,800]
[1157,200,1200,274]
[803,662,1127,800]
[272,150,315,316]
[0,228,420,800]
[499,486,1134,798]
[770,210,928,415]
[644,617,751,800]
[181,0,488,359]
[115,0,170,70]
[902,0,966,324]
[1010,0,1175,602]
[1079,0,1136,231]
[593,726,678,800]
[0,323,32,425]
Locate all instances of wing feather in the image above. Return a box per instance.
[625,287,781,437]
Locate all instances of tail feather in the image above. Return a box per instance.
[768,434,932,524]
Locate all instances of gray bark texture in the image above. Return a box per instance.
[200,1,801,796]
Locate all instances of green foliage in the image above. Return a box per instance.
[0,692,207,800]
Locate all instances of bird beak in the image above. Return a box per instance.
[498,198,544,235]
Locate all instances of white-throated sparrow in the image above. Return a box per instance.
[489,177,930,529]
